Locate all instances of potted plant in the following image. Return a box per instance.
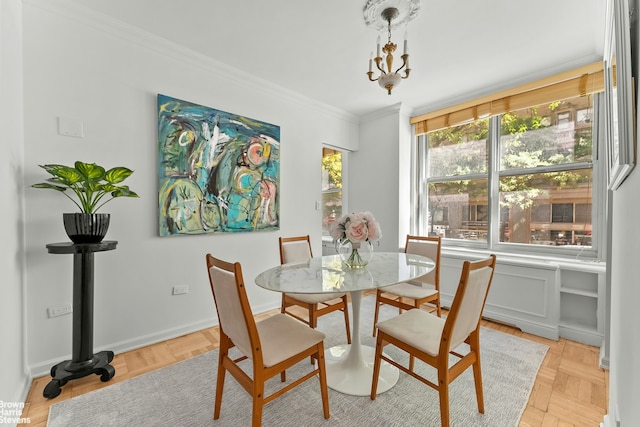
[32,161,139,243]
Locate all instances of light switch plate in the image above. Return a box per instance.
[58,116,84,138]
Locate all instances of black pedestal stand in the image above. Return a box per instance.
[43,241,117,399]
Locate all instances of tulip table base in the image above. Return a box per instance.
[325,344,398,396]
[324,291,399,396]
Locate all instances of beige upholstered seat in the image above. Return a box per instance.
[373,235,442,337]
[371,255,497,427]
[279,235,351,344]
[205,254,330,426]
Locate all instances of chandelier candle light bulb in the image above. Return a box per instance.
[404,31,408,54]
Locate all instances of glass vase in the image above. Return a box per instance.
[337,240,373,268]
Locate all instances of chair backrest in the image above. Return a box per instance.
[442,255,497,351]
[404,235,441,288]
[205,254,261,361]
[279,235,313,265]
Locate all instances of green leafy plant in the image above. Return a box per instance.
[32,161,139,214]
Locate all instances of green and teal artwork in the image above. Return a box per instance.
[157,94,280,236]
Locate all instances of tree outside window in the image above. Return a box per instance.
[422,94,594,249]
[322,148,342,235]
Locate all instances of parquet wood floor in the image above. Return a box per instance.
[19,302,608,426]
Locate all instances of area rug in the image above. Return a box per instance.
[47,296,548,427]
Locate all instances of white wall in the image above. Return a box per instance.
[0,0,30,410]
[21,1,358,375]
[353,105,406,252]
[608,169,640,425]
[607,2,640,424]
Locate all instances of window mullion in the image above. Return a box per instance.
[498,162,593,177]
[488,116,501,249]
[426,173,488,183]
[416,134,429,236]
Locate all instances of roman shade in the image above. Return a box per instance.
[411,61,604,135]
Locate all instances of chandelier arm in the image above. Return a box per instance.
[374,56,387,74]
[367,71,380,82]
[394,53,409,74]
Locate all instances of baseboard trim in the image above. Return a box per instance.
[482,310,560,341]
[28,318,216,378]
[558,324,604,347]
[16,373,32,424]
[599,344,610,370]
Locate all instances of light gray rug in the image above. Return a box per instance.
[47,297,548,427]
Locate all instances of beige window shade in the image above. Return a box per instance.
[411,61,604,135]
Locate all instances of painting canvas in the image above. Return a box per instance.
[157,94,280,236]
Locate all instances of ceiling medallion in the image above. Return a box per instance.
[363,0,421,32]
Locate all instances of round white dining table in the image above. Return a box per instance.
[254,251,435,396]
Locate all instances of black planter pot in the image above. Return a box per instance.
[63,213,111,244]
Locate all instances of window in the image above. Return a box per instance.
[416,94,598,254]
[531,204,550,222]
[552,204,574,223]
[412,62,604,256]
[322,148,343,235]
[575,203,592,223]
[557,111,572,129]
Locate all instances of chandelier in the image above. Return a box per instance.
[364,0,420,95]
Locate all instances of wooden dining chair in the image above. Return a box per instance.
[279,235,351,344]
[205,254,330,426]
[371,255,497,427]
[372,235,442,336]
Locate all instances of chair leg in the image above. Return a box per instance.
[308,304,317,328]
[469,332,485,413]
[341,295,352,344]
[407,299,422,370]
[435,297,442,317]
[308,304,317,364]
[372,290,381,337]
[251,383,265,427]
[316,344,330,419]
[437,370,451,427]
[214,337,230,420]
[370,333,385,400]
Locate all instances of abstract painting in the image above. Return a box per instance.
[157,94,280,236]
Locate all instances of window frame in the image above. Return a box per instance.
[321,146,347,236]
[413,95,605,260]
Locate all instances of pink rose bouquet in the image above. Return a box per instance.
[330,211,382,245]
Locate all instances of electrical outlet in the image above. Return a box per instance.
[172,285,189,295]
[48,303,72,318]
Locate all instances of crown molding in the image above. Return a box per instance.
[359,101,412,123]
[25,0,359,125]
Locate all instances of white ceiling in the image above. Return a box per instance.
[61,0,605,118]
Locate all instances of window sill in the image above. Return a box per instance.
[441,245,606,272]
